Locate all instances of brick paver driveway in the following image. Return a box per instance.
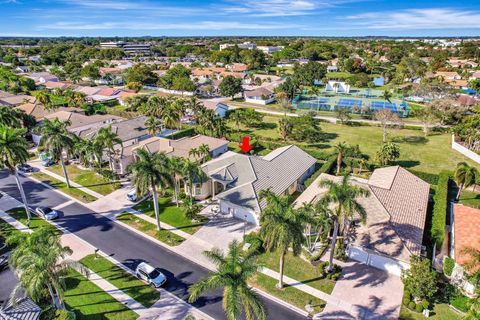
[316,261,403,320]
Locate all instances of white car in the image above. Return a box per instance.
[126,189,137,202]
[35,207,59,220]
[135,262,166,288]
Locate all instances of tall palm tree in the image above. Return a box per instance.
[382,90,392,103]
[39,118,74,188]
[95,126,123,171]
[0,125,31,220]
[198,144,211,163]
[169,156,185,207]
[188,147,200,162]
[7,227,89,309]
[299,202,332,254]
[141,96,169,118]
[334,142,349,175]
[259,190,310,288]
[34,90,52,110]
[319,175,370,271]
[160,99,183,129]
[454,162,479,200]
[0,106,21,127]
[188,240,267,320]
[186,96,203,114]
[145,116,163,136]
[66,91,86,108]
[74,137,101,168]
[181,159,205,205]
[128,150,173,230]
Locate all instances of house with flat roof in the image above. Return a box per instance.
[193,145,317,225]
[293,166,430,276]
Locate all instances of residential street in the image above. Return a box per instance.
[0,171,305,320]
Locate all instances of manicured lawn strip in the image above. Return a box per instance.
[6,207,61,234]
[460,190,480,209]
[117,212,185,246]
[31,172,97,203]
[133,197,207,235]
[400,304,462,320]
[257,250,335,294]
[80,254,159,308]
[64,270,138,320]
[48,165,120,196]
[249,273,325,314]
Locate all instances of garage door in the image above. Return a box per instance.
[220,201,257,224]
[348,246,369,264]
[348,245,407,276]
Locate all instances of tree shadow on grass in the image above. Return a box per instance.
[391,136,429,145]
[395,160,420,168]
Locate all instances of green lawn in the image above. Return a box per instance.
[117,212,185,246]
[64,270,138,320]
[459,190,480,209]
[249,273,325,314]
[231,115,479,175]
[257,250,335,295]
[0,219,18,254]
[400,304,462,320]
[6,207,61,234]
[31,172,97,203]
[48,165,121,196]
[80,255,159,308]
[133,197,207,235]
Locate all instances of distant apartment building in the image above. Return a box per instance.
[219,42,256,51]
[257,46,284,55]
[99,41,151,55]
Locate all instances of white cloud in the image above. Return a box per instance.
[345,8,480,29]
[41,21,300,31]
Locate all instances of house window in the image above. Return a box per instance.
[194,183,202,195]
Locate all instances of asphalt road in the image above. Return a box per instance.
[0,171,306,320]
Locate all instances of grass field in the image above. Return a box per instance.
[459,190,480,209]
[117,212,185,246]
[249,273,325,314]
[6,207,61,234]
[48,165,121,196]
[257,250,336,295]
[80,255,160,308]
[133,197,207,234]
[31,172,97,203]
[64,270,138,320]
[230,115,479,175]
[400,304,462,320]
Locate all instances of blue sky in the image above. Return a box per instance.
[1,0,480,37]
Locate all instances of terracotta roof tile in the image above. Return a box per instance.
[454,204,480,269]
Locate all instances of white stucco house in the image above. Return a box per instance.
[244,87,275,105]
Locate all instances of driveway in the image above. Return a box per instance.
[317,261,403,320]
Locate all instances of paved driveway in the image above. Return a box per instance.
[317,261,403,320]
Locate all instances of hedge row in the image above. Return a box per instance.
[431,171,451,248]
[304,156,337,187]
[408,169,440,185]
[167,127,196,140]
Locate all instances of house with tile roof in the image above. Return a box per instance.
[293,166,430,276]
[194,145,317,225]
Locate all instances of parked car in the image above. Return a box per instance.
[135,262,166,287]
[42,159,56,167]
[127,189,138,202]
[35,207,58,220]
[16,164,34,173]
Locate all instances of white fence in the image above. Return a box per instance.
[143,85,195,96]
[452,134,480,164]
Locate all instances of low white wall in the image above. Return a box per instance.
[245,97,275,105]
[452,134,480,164]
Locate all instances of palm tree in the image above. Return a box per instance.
[382,90,392,103]
[319,175,370,271]
[188,147,200,161]
[141,96,169,118]
[160,99,183,129]
[95,126,123,171]
[39,118,74,188]
[229,110,243,130]
[186,96,203,114]
[0,125,31,220]
[198,144,211,163]
[74,137,101,168]
[259,190,310,288]
[66,91,86,108]
[299,203,332,254]
[7,227,89,309]
[454,162,479,200]
[34,90,52,110]
[145,116,163,136]
[334,142,349,175]
[169,156,185,207]
[181,159,205,205]
[188,240,267,320]
[0,106,21,127]
[128,150,173,230]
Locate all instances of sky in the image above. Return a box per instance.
[1,0,480,37]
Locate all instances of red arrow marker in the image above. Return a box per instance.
[239,136,253,154]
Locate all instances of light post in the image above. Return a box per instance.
[243,215,247,237]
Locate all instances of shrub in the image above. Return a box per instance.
[415,303,424,313]
[169,127,195,140]
[408,169,440,185]
[443,256,455,276]
[422,299,430,310]
[401,256,438,301]
[403,291,411,306]
[431,171,451,248]
[450,294,471,312]
[408,301,416,310]
[243,232,264,253]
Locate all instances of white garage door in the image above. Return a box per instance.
[348,245,407,276]
[348,246,369,264]
[220,201,257,224]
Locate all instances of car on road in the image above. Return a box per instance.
[35,207,59,220]
[16,164,34,173]
[42,159,56,167]
[135,262,166,287]
[126,189,137,202]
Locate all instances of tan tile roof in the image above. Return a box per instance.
[45,110,122,129]
[0,94,35,106]
[454,204,480,270]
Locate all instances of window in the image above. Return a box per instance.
[194,183,202,195]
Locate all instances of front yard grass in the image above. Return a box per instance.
[80,254,159,308]
[257,250,335,295]
[459,190,480,209]
[117,212,185,246]
[400,304,462,320]
[64,270,138,320]
[133,197,207,235]
[31,172,97,203]
[47,164,121,196]
[6,207,61,234]
[249,273,326,314]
